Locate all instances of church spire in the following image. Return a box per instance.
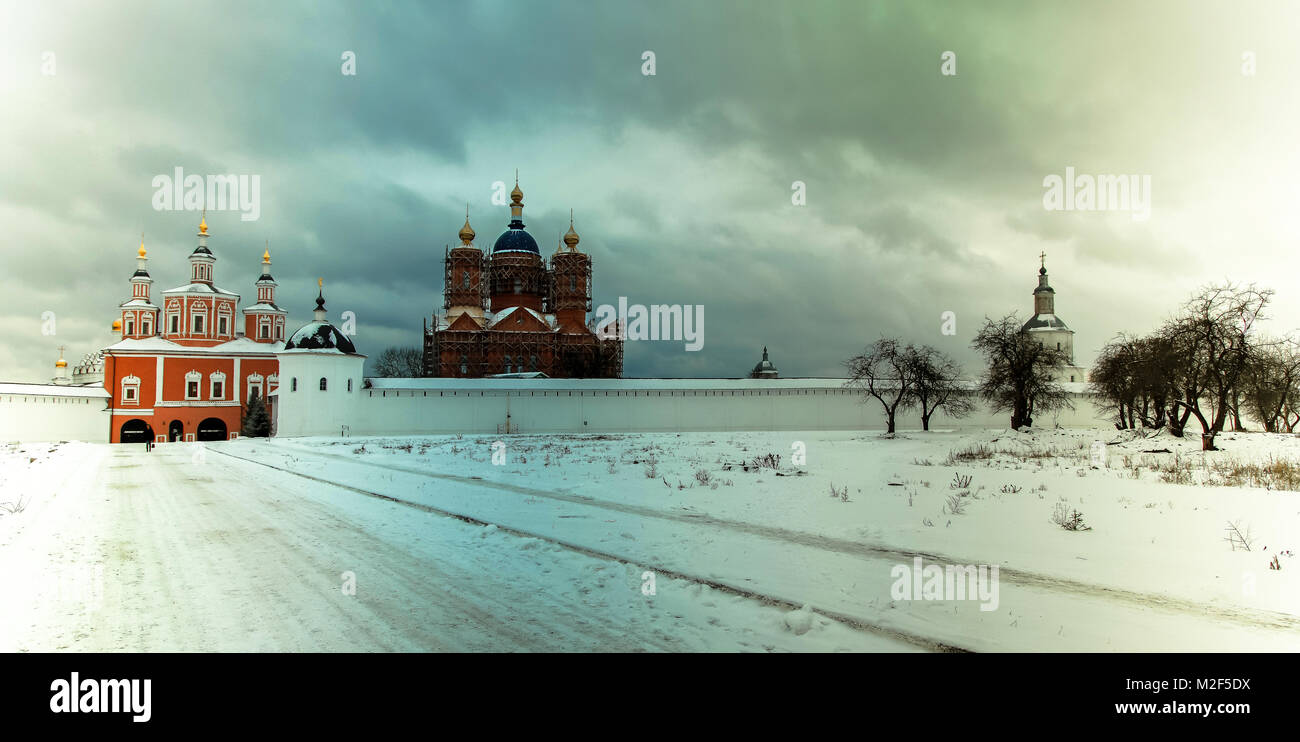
[314,278,328,321]
[458,203,476,246]
[1033,253,1055,315]
[508,171,525,228]
[563,209,580,251]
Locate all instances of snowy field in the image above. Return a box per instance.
[2,427,1298,652]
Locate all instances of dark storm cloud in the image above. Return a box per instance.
[4,0,1299,382]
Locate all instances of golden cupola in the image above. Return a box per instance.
[458,207,476,246]
[563,211,580,251]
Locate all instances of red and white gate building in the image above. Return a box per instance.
[103,216,288,443]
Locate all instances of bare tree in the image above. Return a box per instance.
[846,338,918,434]
[971,313,1072,430]
[1161,283,1272,450]
[1241,337,1300,432]
[1090,334,1179,430]
[908,346,972,431]
[1090,336,1140,429]
[373,346,423,378]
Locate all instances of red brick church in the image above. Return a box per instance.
[103,216,287,443]
[422,179,622,377]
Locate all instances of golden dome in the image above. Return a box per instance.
[138,243,147,259]
[199,211,208,235]
[563,211,579,249]
[459,217,475,244]
[112,320,122,332]
[263,249,271,262]
[55,359,67,368]
[510,182,523,205]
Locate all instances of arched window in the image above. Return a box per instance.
[347,379,353,392]
[291,377,297,392]
[462,271,470,289]
[530,355,538,371]
[319,377,328,391]
[513,278,522,294]
[504,356,513,374]
[569,275,576,291]
[459,354,468,374]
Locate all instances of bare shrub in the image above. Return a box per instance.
[0,495,27,515]
[945,444,993,465]
[829,482,849,501]
[1051,503,1091,531]
[1224,520,1254,551]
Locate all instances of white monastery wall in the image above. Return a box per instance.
[0,384,111,443]
[334,379,1112,437]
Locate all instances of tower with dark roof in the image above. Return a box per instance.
[243,247,287,342]
[1021,254,1087,382]
[120,234,159,339]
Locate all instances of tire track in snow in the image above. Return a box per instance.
[211,447,970,653]
[229,443,1300,636]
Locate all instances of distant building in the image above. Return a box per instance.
[422,178,622,378]
[1021,255,1087,383]
[750,346,779,379]
[51,347,72,385]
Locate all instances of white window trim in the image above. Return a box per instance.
[210,370,227,400]
[121,374,141,406]
[185,370,202,400]
[191,300,209,336]
[247,372,264,400]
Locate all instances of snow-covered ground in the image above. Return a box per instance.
[2,427,1298,651]
[0,441,912,652]
[232,427,1300,650]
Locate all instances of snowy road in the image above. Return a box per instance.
[0,443,915,652]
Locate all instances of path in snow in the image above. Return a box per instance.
[0,443,914,652]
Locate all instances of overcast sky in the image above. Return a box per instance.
[3,0,1299,382]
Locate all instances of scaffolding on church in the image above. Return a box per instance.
[443,245,487,311]
[487,253,549,309]
[549,252,593,313]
